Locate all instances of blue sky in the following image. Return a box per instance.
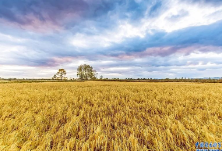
[0,0,222,79]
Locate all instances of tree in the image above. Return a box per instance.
[52,74,57,80]
[77,64,97,80]
[55,69,67,80]
[100,75,103,80]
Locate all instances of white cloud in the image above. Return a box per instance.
[70,0,222,50]
[101,67,133,72]
[70,33,117,48]
[143,0,222,32]
[70,22,146,49]
[0,33,27,43]
[188,51,222,59]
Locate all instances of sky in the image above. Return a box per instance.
[0,0,222,79]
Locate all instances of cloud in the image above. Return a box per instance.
[184,0,222,6]
[0,0,222,78]
[0,0,154,33]
[103,19,222,57]
[1,18,222,67]
[149,1,162,17]
[0,0,111,32]
[166,9,189,21]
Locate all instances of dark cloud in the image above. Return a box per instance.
[164,20,222,46]
[0,0,109,31]
[0,0,89,24]
[149,1,162,17]
[0,0,163,32]
[103,19,222,57]
[185,0,222,6]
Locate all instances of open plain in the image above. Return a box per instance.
[0,82,222,150]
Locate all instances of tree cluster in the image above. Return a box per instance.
[52,64,98,80]
[77,64,97,80]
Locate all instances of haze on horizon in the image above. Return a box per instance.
[0,0,222,79]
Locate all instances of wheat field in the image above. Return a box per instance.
[0,81,222,151]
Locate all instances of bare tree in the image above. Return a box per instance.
[54,69,67,80]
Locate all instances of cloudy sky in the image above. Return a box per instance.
[0,0,222,79]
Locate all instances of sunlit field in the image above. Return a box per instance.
[0,82,222,150]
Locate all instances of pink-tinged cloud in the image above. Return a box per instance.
[0,0,92,32]
[0,17,61,33]
[114,45,222,60]
[44,56,77,67]
[0,0,114,33]
[0,10,85,33]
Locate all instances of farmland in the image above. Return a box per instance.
[0,82,222,150]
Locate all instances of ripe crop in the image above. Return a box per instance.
[0,82,222,150]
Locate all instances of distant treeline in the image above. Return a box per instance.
[1,78,222,83]
[96,78,222,83]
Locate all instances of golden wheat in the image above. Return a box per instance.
[0,82,222,150]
